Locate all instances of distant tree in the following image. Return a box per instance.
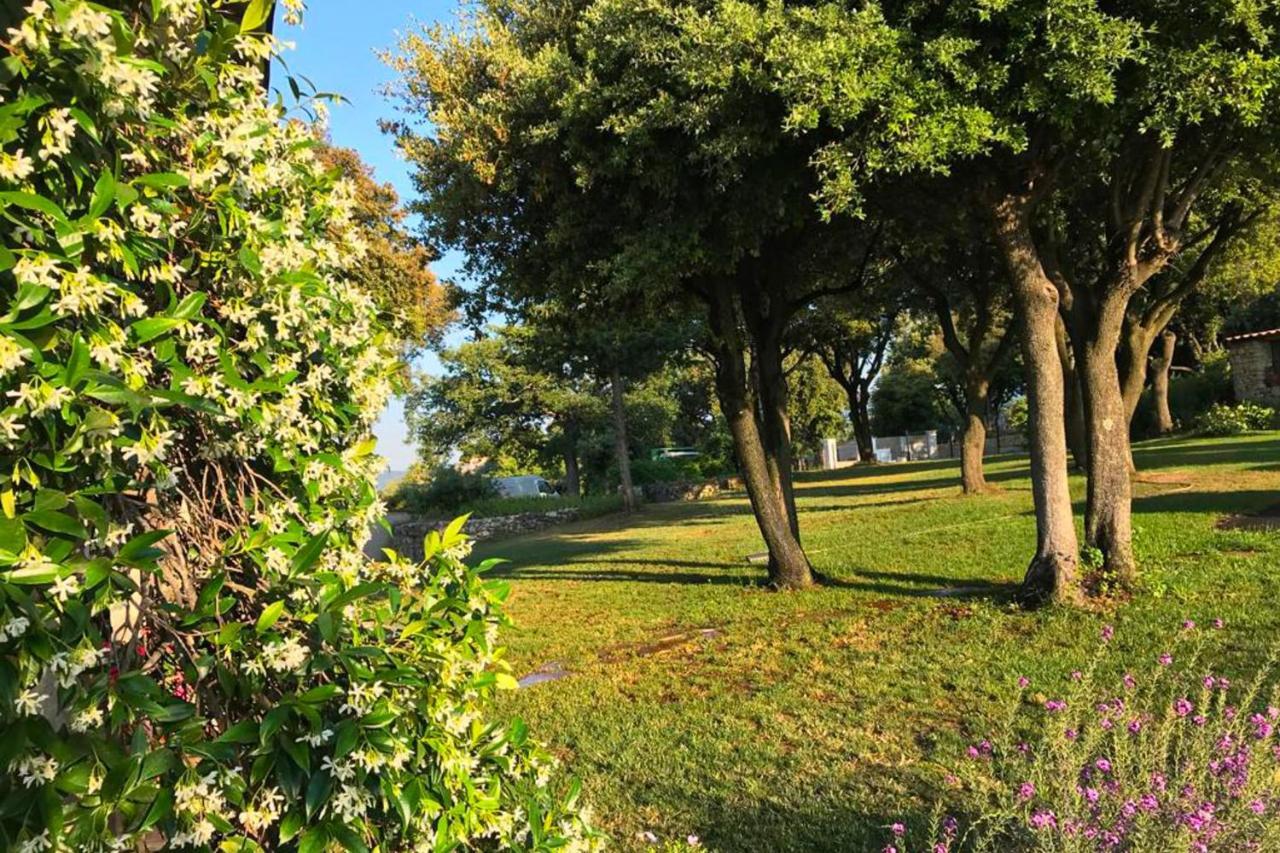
[315,142,455,355]
[405,327,605,495]
[385,0,963,587]
[795,292,901,463]
[786,354,849,465]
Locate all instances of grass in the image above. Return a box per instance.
[474,433,1280,852]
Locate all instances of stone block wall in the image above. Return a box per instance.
[374,508,584,562]
[1227,340,1280,407]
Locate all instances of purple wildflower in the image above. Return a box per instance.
[1065,728,1079,741]
[1182,619,1196,630]
[1174,697,1193,717]
[1213,618,1224,629]
[1128,718,1143,734]
[1019,782,1036,800]
[1249,800,1266,815]
[1101,624,1114,643]
[1159,653,1173,666]
[1017,675,1030,689]
[1029,811,1057,830]
[1045,699,1067,712]
[891,823,905,837]
[1096,758,1112,774]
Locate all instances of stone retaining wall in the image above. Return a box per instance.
[380,508,585,562]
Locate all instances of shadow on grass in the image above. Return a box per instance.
[1133,436,1280,470]
[1133,489,1280,516]
[494,566,763,586]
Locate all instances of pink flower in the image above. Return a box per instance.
[1159,653,1173,666]
[687,837,700,848]
[1045,699,1067,712]
[1101,624,1114,643]
[1029,810,1057,830]
[882,847,897,853]
[1065,728,1079,741]
[1123,672,1137,690]
[1128,718,1143,734]
[1182,619,1196,630]
[1249,800,1266,815]
[891,823,905,837]
[1019,782,1036,800]
[639,831,658,844]
[1095,758,1112,774]
[1213,618,1224,629]
[1203,676,1216,689]
[1017,675,1030,689]
[933,845,948,853]
[1174,698,1194,717]
[1071,670,1083,682]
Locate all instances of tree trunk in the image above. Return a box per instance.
[1057,318,1088,471]
[755,336,801,539]
[610,367,636,513]
[708,286,813,588]
[563,438,581,498]
[989,195,1082,606]
[1152,330,1176,434]
[850,386,875,463]
[961,374,990,494]
[1071,294,1136,589]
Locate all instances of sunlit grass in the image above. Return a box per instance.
[477,433,1280,851]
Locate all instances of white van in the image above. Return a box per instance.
[494,475,558,498]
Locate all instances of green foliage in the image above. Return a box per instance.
[628,458,701,487]
[0,2,594,849]
[388,467,499,515]
[1195,402,1278,437]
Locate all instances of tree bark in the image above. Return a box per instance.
[1056,318,1088,471]
[1152,330,1176,434]
[754,326,801,538]
[961,374,990,494]
[562,432,581,498]
[1070,293,1136,589]
[610,367,636,513]
[708,284,813,588]
[848,385,875,462]
[988,194,1082,606]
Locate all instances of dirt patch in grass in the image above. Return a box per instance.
[1216,501,1280,532]
[598,627,722,662]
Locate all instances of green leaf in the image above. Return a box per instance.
[117,529,172,564]
[24,509,87,539]
[0,191,67,222]
[3,563,59,584]
[304,771,331,819]
[64,335,90,388]
[171,292,206,320]
[240,0,274,32]
[290,531,328,577]
[297,827,328,853]
[132,172,188,190]
[88,171,116,220]
[255,599,285,633]
[0,517,27,554]
[217,720,259,743]
[130,317,183,344]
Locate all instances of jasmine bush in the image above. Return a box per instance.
[886,622,1280,852]
[0,2,595,849]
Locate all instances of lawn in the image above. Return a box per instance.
[475,433,1280,852]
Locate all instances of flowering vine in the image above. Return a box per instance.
[1,1,595,849]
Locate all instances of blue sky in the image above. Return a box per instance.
[282,0,465,470]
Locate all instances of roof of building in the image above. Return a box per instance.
[1223,328,1280,344]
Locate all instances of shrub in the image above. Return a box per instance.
[389,466,499,514]
[885,622,1280,852]
[629,457,702,485]
[1195,402,1277,437]
[0,2,593,849]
